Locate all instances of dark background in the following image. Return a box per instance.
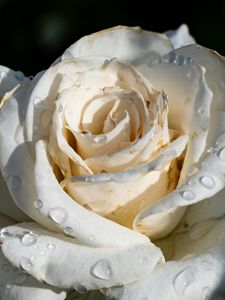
[0,0,224,76]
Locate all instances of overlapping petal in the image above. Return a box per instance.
[108,216,225,300]
[0,214,66,300]
[1,222,163,290]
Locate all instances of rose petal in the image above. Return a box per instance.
[34,139,150,247]
[64,135,187,227]
[62,26,173,65]
[108,217,225,299]
[139,50,212,184]
[0,214,65,300]
[164,24,196,49]
[136,110,225,239]
[0,171,29,222]
[1,222,163,290]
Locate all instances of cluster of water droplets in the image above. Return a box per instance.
[161,53,194,66]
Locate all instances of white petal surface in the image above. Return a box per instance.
[1,222,163,290]
[0,214,66,300]
[164,24,196,49]
[0,75,59,232]
[0,66,27,100]
[0,171,29,222]
[108,216,225,300]
[62,26,173,65]
[138,48,212,183]
[135,101,225,239]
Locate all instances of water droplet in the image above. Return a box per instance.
[30,255,35,261]
[199,176,215,189]
[33,244,39,250]
[138,256,148,265]
[58,104,63,113]
[0,71,7,80]
[207,147,217,154]
[202,260,216,271]
[202,286,210,299]
[47,243,56,250]
[89,235,95,242]
[34,199,43,209]
[63,226,73,235]
[21,232,37,246]
[173,267,197,295]
[197,107,205,115]
[166,150,176,160]
[91,259,113,280]
[8,175,21,190]
[49,207,68,224]
[15,125,23,144]
[75,284,88,294]
[218,147,225,161]
[39,251,45,256]
[180,190,195,201]
[20,257,32,272]
[93,135,107,143]
[186,179,195,186]
[0,228,11,238]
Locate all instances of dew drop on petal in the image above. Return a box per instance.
[21,232,37,246]
[180,190,195,201]
[202,260,216,272]
[91,259,113,280]
[63,226,73,235]
[93,135,107,143]
[30,255,35,262]
[186,179,195,186]
[8,175,21,190]
[20,257,32,272]
[75,284,88,294]
[199,176,215,189]
[0,228,11,238]
[173,267,197,295]
[218,147,225,161]
[202,286,210,299]
[49,207,68,224]
[34,199,43,209]
[47,243,56,250]
[89,235,95,242]
[138,256,148,265]
[33,244,39,250]
[58,104,63,113]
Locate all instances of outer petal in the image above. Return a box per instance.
[0,214,66,300]
[108,216,225,300]
[0,73,59,232]
[0,66,26,100]
[1,222,163,290]
[0,171,29,222]
[62,26,173,65]
[164,24,195,49]
[135,107,225,239]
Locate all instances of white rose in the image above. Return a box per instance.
[0,24,225,300]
